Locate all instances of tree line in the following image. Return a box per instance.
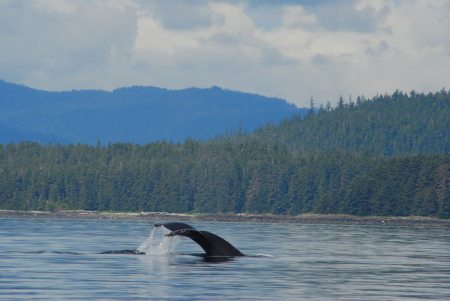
[0,139,448,218]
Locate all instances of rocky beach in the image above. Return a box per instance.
[1,210,449,227]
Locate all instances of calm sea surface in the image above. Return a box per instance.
[0,218,449,300]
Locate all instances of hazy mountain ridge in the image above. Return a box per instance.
[0,80,306,145]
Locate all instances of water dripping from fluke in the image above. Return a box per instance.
[100,225,181,255]
[137,224,183,255]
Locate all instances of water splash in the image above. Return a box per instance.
[137,225,181,255]
[248,253,274,258]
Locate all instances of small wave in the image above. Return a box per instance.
[1,250,82,255]
[100,249,145,255]
[245,253,274,258]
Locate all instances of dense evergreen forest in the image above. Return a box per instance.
[252,89,450,156]
[1,89,449,218]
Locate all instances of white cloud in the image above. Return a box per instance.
[283,6,317,27]
[0,0,137,89]
[0,0,449,107]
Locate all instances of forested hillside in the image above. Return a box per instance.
[0,80,304,144]
[1,89,449,218]
[0,140,448,218]
[252,89,450,156]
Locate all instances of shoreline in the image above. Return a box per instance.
[0,210,449,227]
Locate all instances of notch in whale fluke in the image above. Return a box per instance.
[155,222,244,257]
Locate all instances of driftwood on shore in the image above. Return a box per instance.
[1,210,449,227]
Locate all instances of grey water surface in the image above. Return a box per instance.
[1,218,449,300]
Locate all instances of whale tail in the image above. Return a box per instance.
[155,222,244,257]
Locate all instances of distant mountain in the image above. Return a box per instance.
[0,125,69,145]
[0,80,306,145]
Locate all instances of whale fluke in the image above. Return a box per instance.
[155,222,244,257]
[155,222,196,232]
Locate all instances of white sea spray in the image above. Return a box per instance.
[137,226,181,255]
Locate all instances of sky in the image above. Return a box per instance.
[0,0,449,107]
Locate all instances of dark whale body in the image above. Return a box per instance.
[155,222,244,257]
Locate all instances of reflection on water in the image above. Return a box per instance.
[1,218,449,300]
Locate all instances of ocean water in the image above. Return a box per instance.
[0,218,449,300]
